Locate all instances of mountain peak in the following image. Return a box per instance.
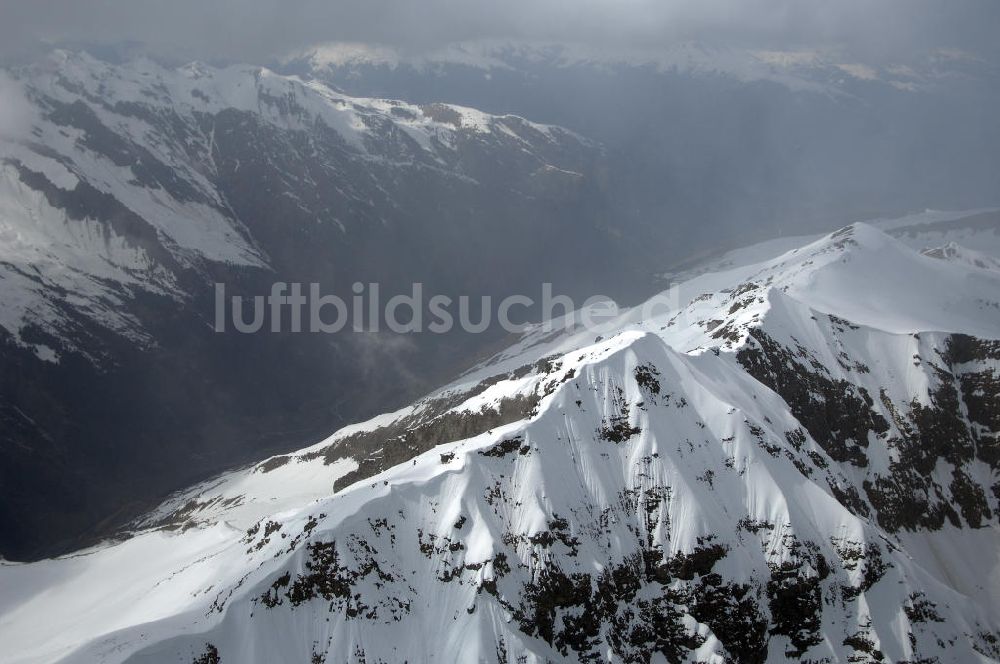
[3,221,1000,663]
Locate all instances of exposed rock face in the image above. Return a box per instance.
[738,328,1000,534]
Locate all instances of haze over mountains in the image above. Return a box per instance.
[0,0,998,660]
[1,1,999,655]
[1,35,999,562]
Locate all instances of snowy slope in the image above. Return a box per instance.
[2,223,999,663]
[660,208,1000,286]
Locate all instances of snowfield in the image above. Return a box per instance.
[2,222,1000,663]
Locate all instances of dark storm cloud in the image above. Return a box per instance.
[0,0,997,65]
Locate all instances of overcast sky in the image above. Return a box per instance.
[0,0,997,66]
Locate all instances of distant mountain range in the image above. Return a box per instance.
[281,39,1000,241]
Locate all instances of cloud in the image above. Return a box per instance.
[835,63,879,81]
[0,0,996,67]
[0,71,34,139]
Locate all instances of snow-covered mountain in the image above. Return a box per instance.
[3,221,998,663]
[660,208,1000,284]
[0,49,595,358]
[3,48,999,564]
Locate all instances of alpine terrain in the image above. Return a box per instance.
[3,43,999,562]
[2,215,999,663]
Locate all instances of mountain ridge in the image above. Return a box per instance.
[3,222,998,663]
